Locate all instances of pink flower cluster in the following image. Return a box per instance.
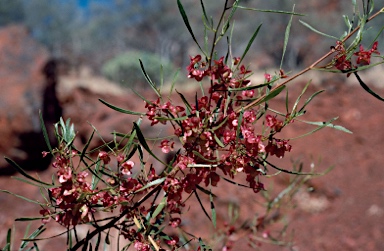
[145,55,293,198]
[333,41,380,75]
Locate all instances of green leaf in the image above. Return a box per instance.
[192,151,217,163]
[196,185,217,197]
[290,117,343,139]
[299,20,339,40]
[237,24,262,67]
[105,229,111,245]
[221,0,238,35]
[200,0,210,27]
[280,5,295,69]
[228,78,278,91]
[139,59,161,97]
[11,176,54,188]
[57,117,75,148]
[0,190,45,206]
[5,158,53,187]
[237,6,305,16]
[291,81,310,114]
[15,217,49,222]
[79,129,95,165]
[263,159,320,176]
[177,0,204,54]
[20,225,46,250]
[236,108,244,139]
[176,90,192,114]
[123,118,142,153]
[168,68,180,99]
[213,133,225,148]
[133,122,166,166]
[298,89,325,114]
[253,85,286,107]
[154,116,188,122]
[209,187,216,228]
[2,228,12,251]
[99,99,144,115]
[135,177,166,193]
[91,161,101,190]
[198,237,212,251]
[194,191,211,221]
[32,242,40,251]
[95,231,101,251]
[152,196,167,219]
[38,110,52,154]
[159,64,164,94]
[298,119,353,134]
[354,72,384,102]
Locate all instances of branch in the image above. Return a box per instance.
[235,7,384,113]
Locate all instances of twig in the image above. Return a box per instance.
[235,7,383,114]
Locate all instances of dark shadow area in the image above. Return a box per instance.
[0,58,64,175]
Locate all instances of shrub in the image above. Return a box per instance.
[102,51,176,89]
[1,0,384,251]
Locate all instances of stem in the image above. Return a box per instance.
[208,0,230,109]
[69,185,162,251]
[236,7,383,114]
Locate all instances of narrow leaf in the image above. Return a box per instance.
[299,20,339,40]
[253,85,286,107]
[221,0,238,35]
[280,5,295,69]
[194,191,211,221]
[135,177,166,193]
[228,78,278,91]
[168,69,180,99]
[354,72,384,102]
[263,159,322,175]
[139,59,161,97]
[298,89,325,114]
[15,217,49,222]
[133,123,166,165]
[95,231,101,251]
[11,176,54,188]
[99,99,145,115]
[3,228,12,251]
[91,161,101,190]
[292,81,310,114]
[290,117,340,139]
[200,0,209,26]
[192,151,217,163]
[5,158,52,186]
[79,129,94,164]
[177,0,204,53]
[196,185,217,197]
[237,24,262,67]
[154,116,188,122]
[209,188,216,228]
[298,119,352,134]
[20,225,46,249]
[0,190,45,206]
[39,110,52,153]
[152,196,167,219]
[105,229,111,245]
[176,90,192,114]
[237,6,305,16]
[236,109,244,139]
[213,133,225,148]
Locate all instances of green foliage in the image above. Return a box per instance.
[102,51,176,89]
[0,0,24,26]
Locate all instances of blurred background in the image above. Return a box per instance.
[0,0,384,250]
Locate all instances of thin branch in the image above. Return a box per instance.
[236,7,384,114]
